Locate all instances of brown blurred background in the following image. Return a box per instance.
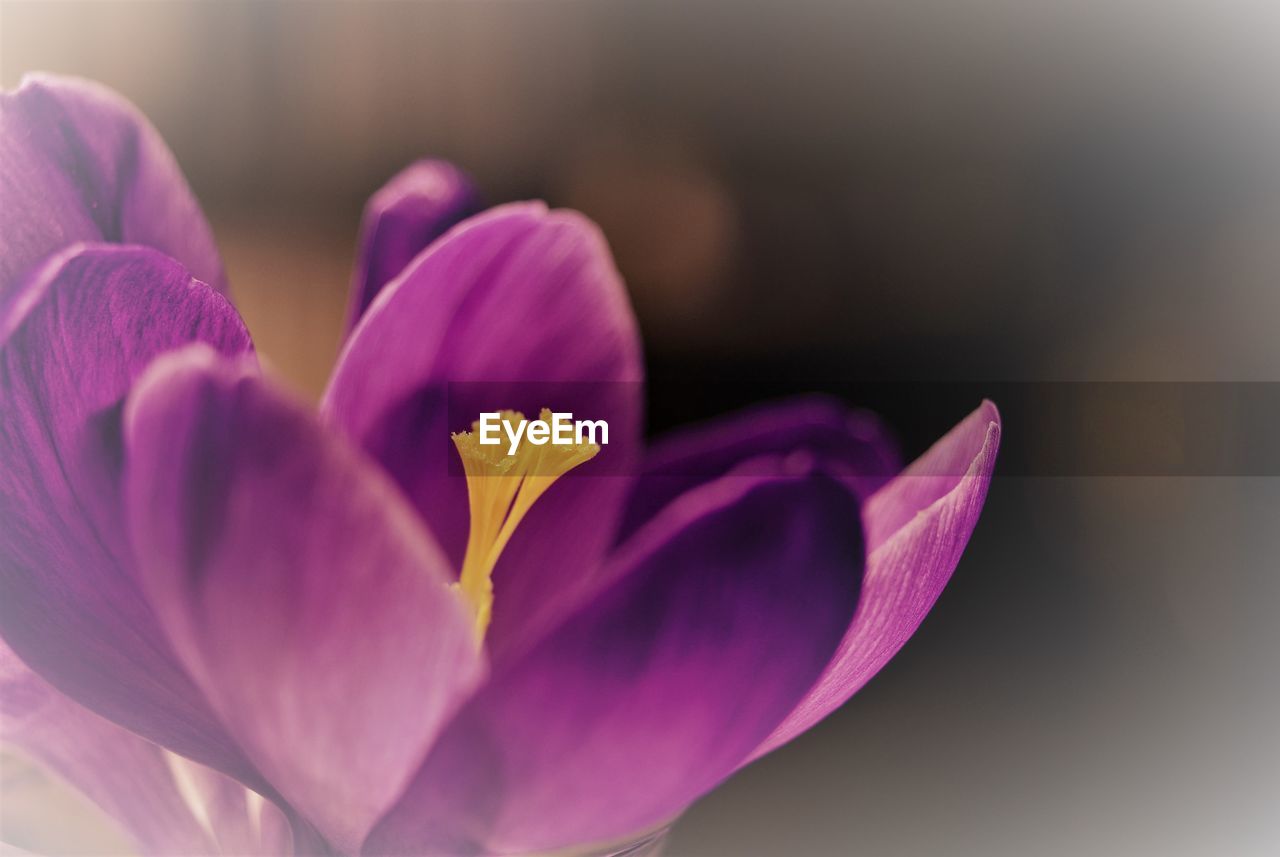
[2,1,1278,855]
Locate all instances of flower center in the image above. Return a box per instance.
[451,409,600,640]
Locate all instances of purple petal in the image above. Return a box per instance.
[1,640,218,856]
[0,244,257,784]
[620,395,901,541]
[345,160,479,335]
[366,462,863,855]
[750,401,1001,760]
[161,754,296,857]
[324,203,644,663]
[2,638,293,856]
[0,75,227,303]
[124,347,485,853]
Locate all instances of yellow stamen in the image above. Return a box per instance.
[451,409,599,640]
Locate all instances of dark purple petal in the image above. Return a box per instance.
[124,347,485,853]
[0,75,227,303]
[620,395,901,541]
[366,462,863,855]
[750,401,1001,760]
[345,160,479,335]
[0,244,257,785]
[1,640,220,856]
[324,203,644,663]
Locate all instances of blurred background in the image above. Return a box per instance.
[2,1,1278,855]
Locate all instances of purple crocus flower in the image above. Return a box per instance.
[0,75,1001,857]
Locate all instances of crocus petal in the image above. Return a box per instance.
[1,640,217,856]
[162,754,295,857]
[124,347,485,853]
[324,203,644,662]
[366,462,863,856]
[0,244,258,784]
[750,401,1001,760]
[345,160,479,334]
[620,395,901,541]
[0,74,227,303]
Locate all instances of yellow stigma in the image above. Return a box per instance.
[451,409,600,640]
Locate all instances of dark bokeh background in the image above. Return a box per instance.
[2,1,1277,855]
